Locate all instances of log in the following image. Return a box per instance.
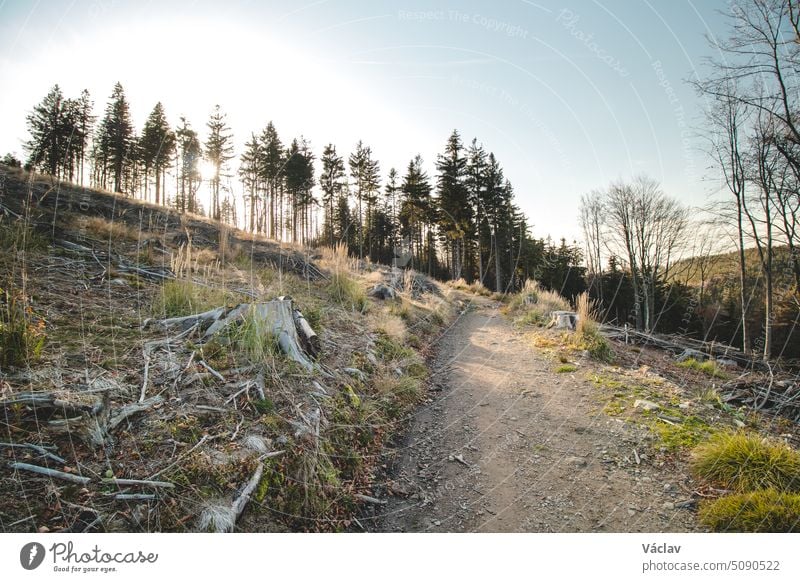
[8,462,91,485]
[354,493,386,505]
[293,308,321,357]
[202,303,250,338]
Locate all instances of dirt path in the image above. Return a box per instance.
[375,298,698,532]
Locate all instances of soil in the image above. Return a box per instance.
[374,297,700,533]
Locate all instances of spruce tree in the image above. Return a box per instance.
[175,117,202,213]
[436,130,470,280]
[98,82,133,194]
[204,105,234,220]
[141,102,175,205]
[258,122,283,237]
[320,144,346,246]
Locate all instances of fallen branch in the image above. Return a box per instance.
[149,434,215,479]
[231,463,264,524]
[143,307,225,333]
[8,462,91,485]
[0,391,103,416]
[103,478,174,489]
[108,395,163,433]
[354,493,386,505]
[114,494,156,501]
[199,360,225,382]
[0,442,66,464]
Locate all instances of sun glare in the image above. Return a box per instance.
[199,160,217,181]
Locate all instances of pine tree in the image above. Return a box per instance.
[384,167,400,258]
[348,141,380,260]
[204,105,234,220]
[284,137,315,244]
[466,139,488,283]
[74,89,95,186]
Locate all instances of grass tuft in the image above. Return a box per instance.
[556,363,577,373]
[699,489,800,532]
[0,284,46,368]
[677,357,729,379]
[571,292,613,362]
[690,431,800,493]
[153,280,238,318]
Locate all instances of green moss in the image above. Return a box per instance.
[555,363,577,373]
[652,413,714,451]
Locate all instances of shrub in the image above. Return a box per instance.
[699,489,800,532]
[690,431,800,493]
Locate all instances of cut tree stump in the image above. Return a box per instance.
[549,311,578,331]
[147,298,319,373]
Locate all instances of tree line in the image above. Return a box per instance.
[579,0,800,362]
[14,81,585,293]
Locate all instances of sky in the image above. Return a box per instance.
[0,0,730,242]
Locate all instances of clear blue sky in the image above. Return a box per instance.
[0,0,728,241]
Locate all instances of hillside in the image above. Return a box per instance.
[0,166,456,532]
[2,166,800,534]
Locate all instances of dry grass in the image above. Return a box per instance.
[448,277,493,297]
[321,243,368,312]
[572,292,613,362]
[511,280,570,314]
[575,292,597,336]
[170,239,220,279]
[369,310,407,342]
[76,216,137,241]
[152,279,239,318]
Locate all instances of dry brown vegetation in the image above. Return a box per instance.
[0,175,456,533]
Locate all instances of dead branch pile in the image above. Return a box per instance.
[719,375,800,423]
[600,323,764,371]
